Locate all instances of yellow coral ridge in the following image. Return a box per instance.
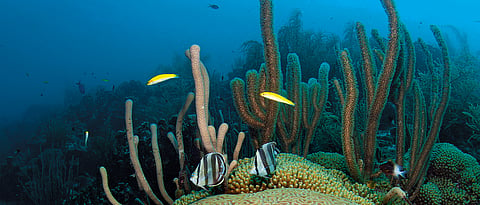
[226,153,381,204]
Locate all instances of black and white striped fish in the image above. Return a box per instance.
[190,152,226,190]
[250,142,280,178]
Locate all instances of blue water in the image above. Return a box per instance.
[1,0,479,124]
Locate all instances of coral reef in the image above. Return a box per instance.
[4,0,480,204]
[175,153,383,204]
[225,153,381,204]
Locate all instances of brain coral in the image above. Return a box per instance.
[190,188,356,204]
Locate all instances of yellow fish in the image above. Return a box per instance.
[146,74,178,85]
[260,92,295,106]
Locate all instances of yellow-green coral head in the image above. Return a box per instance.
[260,92,295,106]
[146,74,178,85]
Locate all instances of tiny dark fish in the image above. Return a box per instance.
[190,152,226,190]
[474,20,480,23]
[76,81,85,94]
[250,142,280,178]
[208,4,219,9]
[379,160,406,178]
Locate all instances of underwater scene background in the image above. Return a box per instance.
[1,0,480,204]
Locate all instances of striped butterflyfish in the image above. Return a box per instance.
[250,142,280,178]
[190,152,226,190]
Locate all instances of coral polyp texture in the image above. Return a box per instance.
[306,151,348,173]
[414,143,480,204]
[190,188,357,204]
[225,153,381,204]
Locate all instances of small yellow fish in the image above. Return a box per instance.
[146,74,178,85]
[260,92,295,106]
[102,79,109,82]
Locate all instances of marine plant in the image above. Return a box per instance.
[228,40,264,81]
[230,0,282,150]
[230,0,330,156]
[440,51,480,154]
[463,104,480,144]
[18,149,79,205]
[277,9,339,81]
[333,1,453,202]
